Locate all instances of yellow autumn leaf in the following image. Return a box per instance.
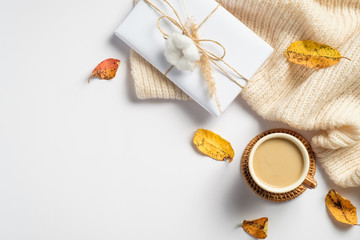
[242,217,268,239]
[193,129,234,163]
[284,40,350,69]
[325,189,358,225]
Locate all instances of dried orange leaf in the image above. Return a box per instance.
[88,58,120,83]
[284,40,350,69]
[325,189,358,225]
[193,129,234,162]
[242,217,268,239]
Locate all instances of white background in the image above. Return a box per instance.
[0,0,359,239]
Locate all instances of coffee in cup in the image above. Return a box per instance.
[248,133,317,193]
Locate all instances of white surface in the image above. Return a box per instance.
[115,0,273,116]
[0,0,359,239]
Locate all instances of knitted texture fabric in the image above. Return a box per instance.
[130,0,360,187]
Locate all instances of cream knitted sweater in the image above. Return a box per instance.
[130,0,360,187]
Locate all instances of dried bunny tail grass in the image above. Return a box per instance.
[200,54,216,97]
[187,17,199,39]
[200,53,222,113]
[186,18,222,113]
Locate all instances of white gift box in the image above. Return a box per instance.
[115,0,273,116]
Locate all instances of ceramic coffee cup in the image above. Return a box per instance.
[248,133,317,193]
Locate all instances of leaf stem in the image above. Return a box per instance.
[342,56,351,61]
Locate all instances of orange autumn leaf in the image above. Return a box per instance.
[242,217,268,239]
[325,189,358,225]
[284,40,350,69]
[193,129,234,163]
[88,58,120,83]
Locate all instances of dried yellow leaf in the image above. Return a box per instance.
[325,189,358,225]
[193,129,234,162]
[242,217,268,239]
[284,40,350,69]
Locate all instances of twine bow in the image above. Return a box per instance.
[144,0,249,113]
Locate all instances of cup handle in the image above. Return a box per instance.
[303,175,317,189]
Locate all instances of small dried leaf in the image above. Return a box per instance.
[325,189,358,225]
[284,40,350,69]
[88,58,120,83]
[242,217,268,239]
[193,129,234,162]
